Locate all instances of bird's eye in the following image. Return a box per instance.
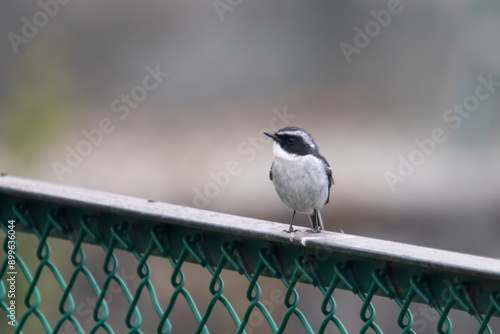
[286,138,295,145]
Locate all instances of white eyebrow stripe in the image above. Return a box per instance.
[277,130,317,149]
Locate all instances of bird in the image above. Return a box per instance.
[264,126,333,233]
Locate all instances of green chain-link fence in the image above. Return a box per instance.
[1,175,500,333]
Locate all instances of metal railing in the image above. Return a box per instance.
[1,175,499,333]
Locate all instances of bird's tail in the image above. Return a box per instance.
[309,209,324,232]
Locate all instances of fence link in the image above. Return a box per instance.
[1,176,500,333]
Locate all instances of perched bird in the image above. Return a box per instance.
[264,126,333,233]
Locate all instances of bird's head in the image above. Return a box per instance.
[264,126,318,157]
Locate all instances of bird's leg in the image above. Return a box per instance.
[283,210,299,233]
[307,210,322,233]
[314,211,321,232]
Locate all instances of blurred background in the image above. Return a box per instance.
[1,0,499,333]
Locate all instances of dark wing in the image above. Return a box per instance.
[269,162,273,181]
[318,154,334,204]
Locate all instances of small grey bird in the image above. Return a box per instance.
[264,126,334,233]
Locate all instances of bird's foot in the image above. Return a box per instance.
[306,228,322,233]
[283,228,299,233]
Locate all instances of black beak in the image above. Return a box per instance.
[264,132,280,142]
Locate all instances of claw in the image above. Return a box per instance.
[306,228,321,233]
[283,228,299,233]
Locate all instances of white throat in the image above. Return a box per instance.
[273,142,299,161]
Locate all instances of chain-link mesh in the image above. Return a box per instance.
[1,176,500,333]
